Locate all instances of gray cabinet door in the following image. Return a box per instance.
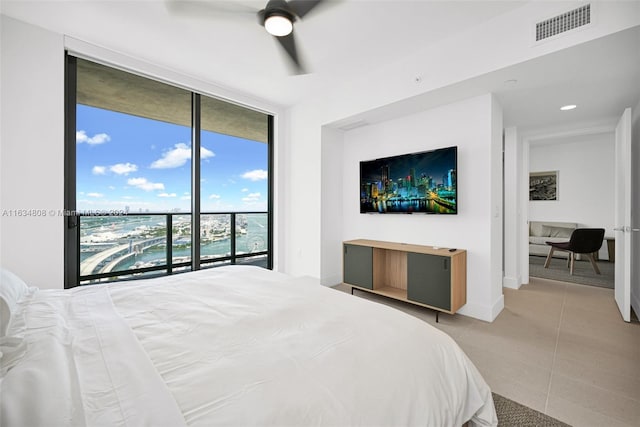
[343,244,373,289]
[407,252,451,310]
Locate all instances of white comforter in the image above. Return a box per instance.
[2,265,497,426]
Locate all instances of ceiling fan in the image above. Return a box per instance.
[166,0,330,74]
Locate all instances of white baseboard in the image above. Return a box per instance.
[503,275,522,289]
[458,294,504,322]
[491,294,505,321]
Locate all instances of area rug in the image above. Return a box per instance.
[529,255,614,289]
[493,393,571,427]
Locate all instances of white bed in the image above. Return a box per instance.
[1,265,497,426]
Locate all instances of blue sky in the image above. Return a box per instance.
[76,105,268,212]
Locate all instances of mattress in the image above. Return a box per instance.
[1,265,497,426]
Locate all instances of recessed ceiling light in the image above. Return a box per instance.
[560,104,577,111]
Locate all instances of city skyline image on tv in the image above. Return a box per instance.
[360,146,457,214]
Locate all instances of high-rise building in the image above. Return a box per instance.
[381,165,389,183]
[361,183,371,198]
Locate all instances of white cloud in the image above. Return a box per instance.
[110,162,138,175]
[209,194,221,199]
[242,192,261,202]
[77,130,111,145]
[108,186,116,190]
[87,192,104,198]
[158,193,176,198]
[242,169,267,181]
[93,163,138,176]
[202,147,215,158]
[241,188,249,192]
[150,143,214,169]
[127,177,165,191]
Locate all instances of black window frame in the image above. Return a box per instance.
[64,53,274,288]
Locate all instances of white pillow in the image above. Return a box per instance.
[0,269,30,337]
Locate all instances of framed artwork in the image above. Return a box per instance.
[529,171,558,201]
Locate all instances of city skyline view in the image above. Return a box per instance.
[360,148,456,185]
[360,147,457,214]
[76,104,268,213]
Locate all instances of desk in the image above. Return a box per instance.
[605,237,615,262]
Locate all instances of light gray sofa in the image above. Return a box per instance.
[529,221,577,259]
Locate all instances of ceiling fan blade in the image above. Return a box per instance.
[274,32,306,74]
[287,0,327,19]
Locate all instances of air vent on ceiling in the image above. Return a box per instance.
[536,4,591,41]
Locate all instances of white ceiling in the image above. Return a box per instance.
[2,0,639,132]
[333,24,640,132]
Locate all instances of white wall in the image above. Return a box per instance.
[503,127,522,289]
[529,132,615,259]
[489,95,504,316]
[1,16,65,289]
[631,99,640,319]
[338,94,504,321]
[320,126,344,286]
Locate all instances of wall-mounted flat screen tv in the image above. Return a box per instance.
[360,146,457,214]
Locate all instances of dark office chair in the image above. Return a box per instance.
[544,228,605,275]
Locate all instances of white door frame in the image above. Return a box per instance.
[514,124,617,289]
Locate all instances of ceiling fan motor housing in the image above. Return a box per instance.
[258,0,297,27]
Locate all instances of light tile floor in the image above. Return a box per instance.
[333,278,640,427]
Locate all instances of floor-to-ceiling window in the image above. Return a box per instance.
[199,95,270,269]
[64,56,272,287]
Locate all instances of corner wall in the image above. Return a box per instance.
[0,16,285,289]
[1,16,65,289]
[338,94,503,321]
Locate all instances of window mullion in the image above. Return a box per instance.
[191,93,201,271]
[267,115,274,270]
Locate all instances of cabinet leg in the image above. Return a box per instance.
[436,311,439,323]
[351,286,354,295]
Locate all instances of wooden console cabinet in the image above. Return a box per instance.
[343,239,466,321]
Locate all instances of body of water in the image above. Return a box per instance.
[80,214,268,274]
